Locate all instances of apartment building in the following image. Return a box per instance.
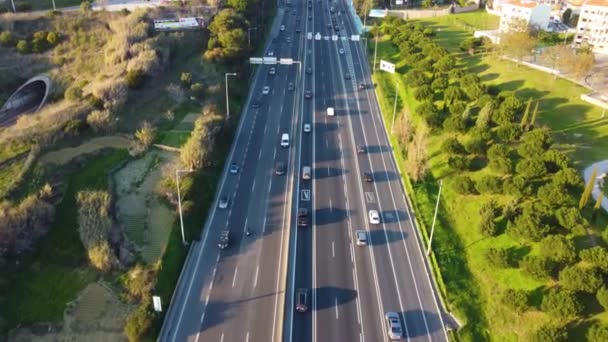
[499,0,552,32]
[574,0,608,53]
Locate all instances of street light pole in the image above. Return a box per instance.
[391,83,398,132]
[248,27,258,48]
[225,72,237,120]
[52,0,56,10]
[373,26,379,73]
[175,169,194,247]
[426,179,443,256]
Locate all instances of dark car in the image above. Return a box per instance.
[296,288,309,312]
[218,230,230,249]
[306,67,312,74]
[304,90,312,99]
[288,82,295,91]
[297,208,309,227]
[229,163,239,174]
[252,100,261,109]
[344,73,351,80]
[364,172,373,182]
[275,161,286,175]
[308,14,312,20]
[357,145,366,153]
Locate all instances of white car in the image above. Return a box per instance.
[355,230,368,246]
[280,25,286,31]
[339,48,344,54]
[303,123,311,133]
[267,51,274,57]
[218,196,229,209]
[262,86,270,95]
[368,210,380,225]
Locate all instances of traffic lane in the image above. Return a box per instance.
[344,32,447,340]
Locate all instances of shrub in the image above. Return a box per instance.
[451,175,476,194]
[540,288,583,320]
[503,176,531,197]
[539,235,576,265]
[0,31,14,47]
[537,183,575,208]
[501,289,529,313]
[520,255,555,280]
[86,110,112,133]
[516,158,547,179]
[442,114,466,132]
[191,83,204,98]
[448,155,471,171]
[587,323,608,342]
[65,86,83,101]
[495,123,522,142]
[121,264,155,303]
[88,242,114,273]
[180,72,192,86]
[559,265,603,293]
[414,85,433,101]
[475,175,502,194]
[486,248,511,268]
[554,207,586,231]
[530,325,568,342]
[16,40,30,54]
[441,137,465,154]
[124,304,153,342]
[596,287,608,311]
[135,121,156,150]
[480,214,499,237]
[80,1,92,14]
[125,69,144,89]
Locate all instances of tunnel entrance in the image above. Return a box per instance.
[0,75,51,127]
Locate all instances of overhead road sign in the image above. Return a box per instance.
[263,57,277,64]
[279,58,294,65]
[324,36,330,40]
[249,57,264,64]
[153,296,162,312]
[351,35,360,41]
[332,35,338,41]
[153,17,205,31]
[315,33,321,40]
[396,0,404,4]
[308,32,313,40]
[380,60,396,74]
[369,9,388,18]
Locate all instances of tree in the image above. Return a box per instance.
[476,101,495,129]
[414,85,433,101]
[76,191,117,272]
[80,1,92,14]
[596,286,608,310]
[554,206,586,231]
[405,124,429,182]
[543,150,570,173]
[441,137,465,155]
[515,158,547,179]
[540,288,583,320]
[579,167,598,209]
[579,247,608,272]
[444,86,465,107]
[476,175,502,194]
[539,235,577,265]
[451,175,476,195]
[206,9,248,61]
[587,322,608,342]
[406,69,428,87]
[486,248,511,268]
[126,69,144,89]
[530,325,568,342]
[570,50,594,78]
[16,40,29,54]
[520,98,532,127]
[124,303,153,342]
[464,135,488,155]
[227,0,249,12]
[562,8,572,26]
[559,265,603,293]
[0,31,14,47]
[500,19,537,62]
[553,167,584,190]
[88,241,114,273]
[190,83,204,98]
[520,255,555,280]
[86,110,112,133]
[501,289,529,313]
[135,121,156,150]
[65,86,83,101]
[526,100,539,131]
[46,31,59,46]
[431,77,448,92]
[448,155,471,171]
[416,101,442,128]
[496,123,523,142]
[180,72,192,86]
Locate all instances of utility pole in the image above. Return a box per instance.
[373,26,378,73]
[52,0,56,10]
[175,169,194,247]
[426,179,443,256]
[225,72,237,120]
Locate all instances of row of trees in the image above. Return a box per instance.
[0,30,61,54]
[380,16,608,339]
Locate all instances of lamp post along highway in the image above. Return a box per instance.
[373,26,379,72]
[248,27,258,48]
[391,83,398,132]
[225,72,237,120]
[426,179,443,256]
[175,168,194,246]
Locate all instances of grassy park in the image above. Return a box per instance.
[370,10,608,341]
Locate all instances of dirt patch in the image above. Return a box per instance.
[9,282,131,342]
[39,136,131,165]
[114,150,176,263]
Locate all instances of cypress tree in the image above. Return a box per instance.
[579,167,598,209]
[520,98,532,127]
[526,100,540,131]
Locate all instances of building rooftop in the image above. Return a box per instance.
[584,0,608,7]
[504,0,539,8]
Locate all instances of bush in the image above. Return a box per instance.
[475,175,502,194]
[442,114,466,132]
[486,248,511,268]
[88,242,114,273]
[414,85,433,101]
[537,183,575,208]
[180,72,193,86]
[596,286,608,311]
[554,207,586,231]
[191,83,204,98]
[540,288,583,320]
[86,110,112,133]
[587,323,608,342]
[515,158,547,179]
[480,214,499,237]
[579,246,608,271]
[16,40,30,54]
[495,123,522,142]
[441,137,465,154]
[520,255,555,280]
[65,86,83,101]
[451,175,476,195]
[530,325,568,342]
[0,31,14,47]
[124,304,153,342]
[501,289,529,313]
[539,235,577,265]
[502,176,531,197]
[125,69,144,89]
[448,155,471,171]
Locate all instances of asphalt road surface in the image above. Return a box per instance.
[286,0,450,341]
[159,3,306,341]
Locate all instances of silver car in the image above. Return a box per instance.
[385,312,403,340]
[368,210,380,224]
[262,86,270,95]
[355,230,367,246]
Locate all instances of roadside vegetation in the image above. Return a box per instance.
[369,11,608,341]
[0,0,273,339]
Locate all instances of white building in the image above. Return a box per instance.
[574,0,608,53]
[499,0,552,32]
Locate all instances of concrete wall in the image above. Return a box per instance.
[387,7,452,19]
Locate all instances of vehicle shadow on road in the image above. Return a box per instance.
[314,207,351,226]
[380,209,408,224]
[401,309,445,338]
[371,170,398,182]
[314,286,357,310]
[313,166,347,178]
[199,300,236,332]
[364,145,391,153]
[368,228,406,246]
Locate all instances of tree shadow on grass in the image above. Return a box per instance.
[496,79,526,92]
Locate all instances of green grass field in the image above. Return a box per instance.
[370,10,608,341]
[3,149,129,329]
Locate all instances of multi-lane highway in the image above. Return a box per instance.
[160,0,451,340]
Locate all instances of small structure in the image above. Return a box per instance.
[0,74,51,127]
[574,0,608,54]
[499,0,551,32]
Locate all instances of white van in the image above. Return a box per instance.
[327,107,335,116]
[281,133,290,147]
[302,166,311,180]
